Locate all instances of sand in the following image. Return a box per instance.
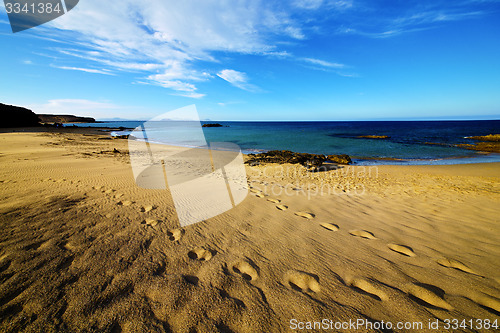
[0,130,499,332]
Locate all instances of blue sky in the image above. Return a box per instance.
[1,0,499,120]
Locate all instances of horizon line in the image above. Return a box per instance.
[96,118,500,122]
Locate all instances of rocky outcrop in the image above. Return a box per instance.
[245,150,352,169]
[466,134,500,142]
[202,123,223,127]
[357,135,390,139]
[456,134,500,153]
[426,134,500,153]
[326,154,352,165]
[38,114,96,123]
[0,103,40,127]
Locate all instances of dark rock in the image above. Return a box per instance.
[0,103,40,127]
[357,135,390,139]
[466,134,500,142]
[456,142,500,153]
[327,154,352,165]
[428,134,500,153]
[202,123,224,127]
[38,114,96,123]
[245,150,333,170]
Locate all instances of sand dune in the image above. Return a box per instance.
[0,131,499,332]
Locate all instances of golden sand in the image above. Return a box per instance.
[0,131,499,332]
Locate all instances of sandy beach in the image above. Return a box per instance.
[1,130,499,332]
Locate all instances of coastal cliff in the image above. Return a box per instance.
[0,103,40,127]
[1,102,97,128]
[38,114,96,124]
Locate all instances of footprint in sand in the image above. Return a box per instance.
[188,248,213,261]
[167,228,184,241]
[114,193,124,199]
[294,212,315,219]
[104,189,116,194]
[284,271,320,293]
[140,205,155,213]
[142,219,159,227]
[255,193,265,198]
[93,185,103,190]
[63,240,78,252]
[267,198,280,203]
[232,260,259,281]
[436,258,480,276]
[348,277,388,301]
[388,244,416,257]
[469,293,500,314]
[349,230,376,240]
[276,205,288,211]
[320,223,339,231]
[406,283,453,310]
[117,200,134,206]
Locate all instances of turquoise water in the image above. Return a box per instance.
[69,120,500,165]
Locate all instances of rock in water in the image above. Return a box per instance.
[327,154,352,165]
[202,123,224,127]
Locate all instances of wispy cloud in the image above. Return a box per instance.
[301,57,345,69]
[17,0,493,97]
[53,65,115,75]
[338,2,490,38]
[29,99,120,117]
[217,101,243,107]
[391,10,484,29]
[293,0,353,10]
[26,98,160,119]
[217,69,260,92]
[299,57,357,76]
[38,0,310,97]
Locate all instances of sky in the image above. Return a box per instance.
[0,0,499,121]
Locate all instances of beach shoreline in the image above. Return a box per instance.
[1,129,499,332]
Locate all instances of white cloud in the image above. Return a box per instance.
[302,57,345,68]
[339,5,486,38]
[42,0,308,97]
[217,69,260,91]
[293,0,353,10]
[293,0,324,10]
[217,69,247,85]
[29,99,121,117]
[27,99,158,119]
[24,0,485,97]
[393,10,483,26]
[175,92,206,99]
[217,101,243,107]
[53,65,115,75]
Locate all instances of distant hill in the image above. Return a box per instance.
[0,103,40,127]
[1,102,97,127]
[38,114,96,123]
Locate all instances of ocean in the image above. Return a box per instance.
[68,120,500,165]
